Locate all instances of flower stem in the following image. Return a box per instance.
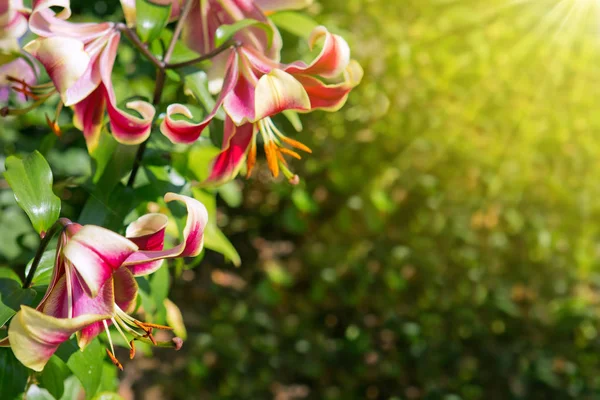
[23,219,69,288]
[165,39,239,69]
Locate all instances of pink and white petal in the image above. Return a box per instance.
[284,26,350,79]
[0,57,38,103]
[223,52,260,125]
[122,194,208,271]
[294,75,350,112]
[206,119,254,184]
[160,104,211,145]
[125,213,168,276]
[23,37,91,105]
[254,69,310,121]
[113,267,138,313]
[73,85,106,152]
[29,0,113,41]
[254,0,312,12]
[63,225,138,298]
[72,272,115,348]
[99,33,155,144]
[8,305,109,372]
[161,51,239,144]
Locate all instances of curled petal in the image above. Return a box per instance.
[100,33,155,144]
[29,0,113,41]
[161,51,239,144]
[63,225,138,298]
[23,37,91,104]
[125,213,168,276]
[294,60,363,112]
[284,26,350,79]
[254,69,310,121]
[206,119,254,184]
[123,194,208,272]
[8,306,109,371]
[160,104,211,145]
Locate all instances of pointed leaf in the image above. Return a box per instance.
[56,338,104,399]
[135,0,172,43]
[4,151,61,236]
[39,356,71,400]
[0,278,36,327]
[0,347,29,400]
[269,11,318,38]
[24,250,56,287]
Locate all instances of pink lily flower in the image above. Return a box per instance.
[8,193,208,372]
[160,26,362,183]
[0,0,39,103]
[22,0,155,152]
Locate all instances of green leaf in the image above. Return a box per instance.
[215,19,273,48]
[270,11,318,38]
[24,250,56,287]
[0,347,29,400]
[39,356,71,399]
[135,0,172,43]
[56,338,104,399]
[4,151,61,235]
[192,188,241,266]
[93,393,124,400]
[183,71,226,120]
[0,277,36,327]
[150,265,169,314]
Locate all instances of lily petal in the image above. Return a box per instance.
[113,267,138,313]
[284,26,350,79]
[125,213,168,276]
[8,305,109,371]
[122,193,208,271]
[62,225,138,298]
[29,0,113,41]
[254,69,311,121]
[206,118,254,184]
[23,36,91,105]
[294,60,363,111]
[72,85,106,152]
[100,33,155,145]
[160,51,239,144]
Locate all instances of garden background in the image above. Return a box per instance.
[3,0,600,399]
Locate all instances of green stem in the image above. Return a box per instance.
[23,219,69,288]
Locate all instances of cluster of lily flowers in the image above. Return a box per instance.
[0,0,360,371]
[2,0,361,183]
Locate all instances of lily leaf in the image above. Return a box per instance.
[4,151,61,236]
[39,355,71,400]
[56,338,104,399]
[215,19,274,48]
[0,277,36,328]
[0,347,29,399]
[270,11,318,38]
[24,250,56,287]
[135,0,172,43]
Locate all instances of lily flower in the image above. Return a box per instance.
[0,0,39,103]
[8,193,208,372]
[21,0,155,152]
[160,26,362,183]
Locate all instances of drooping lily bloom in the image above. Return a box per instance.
[161,26,362,183]
[0,0,39,103]
[8,193,208,372]
[22,0,155,152]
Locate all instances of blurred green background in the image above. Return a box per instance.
[5,0,600,398]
